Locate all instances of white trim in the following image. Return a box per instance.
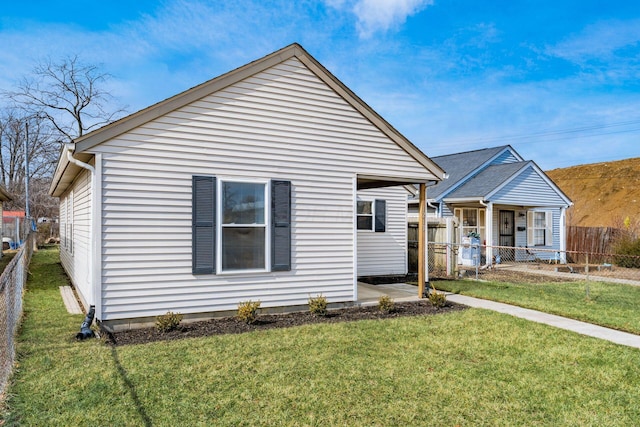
[93,154,103,318]
[355,198,374,232]
[485,201,493,264]
[352,175,357,301]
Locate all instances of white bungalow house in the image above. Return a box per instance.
[49,43,445,330]
[410,145,572,266]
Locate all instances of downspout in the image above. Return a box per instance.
[66,144,97,340]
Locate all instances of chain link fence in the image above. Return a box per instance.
[428,242,640,285]
[0,233,35,401]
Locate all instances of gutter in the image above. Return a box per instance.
[66,143,97,340]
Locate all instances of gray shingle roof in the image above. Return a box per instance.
[445,161,530,199]
[429,146,510,200]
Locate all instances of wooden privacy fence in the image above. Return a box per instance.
[566,226,624,263]
[408,218,458,274]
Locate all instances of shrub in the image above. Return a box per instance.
[237,300,261,324]
[378,295,395,313]
[612,234,640,268]
[308,294,328,316]
[428,290,447,308]
[155,311,183,333]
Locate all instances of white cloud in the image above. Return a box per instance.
[326,0,434,38]
[545,19,640,63]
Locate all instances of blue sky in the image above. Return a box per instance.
[1,0,639,170]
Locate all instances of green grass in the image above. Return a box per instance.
[433,278,640,335]
[3,247,640,425]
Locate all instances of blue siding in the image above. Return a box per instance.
[490,150,519,165]
[492,166,568,206]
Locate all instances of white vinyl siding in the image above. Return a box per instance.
[357,187,407,276]
[59,168,92,309]
[492,166,568,207]
[96,58,428,321]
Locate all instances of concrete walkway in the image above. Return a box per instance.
[444,293,640,349]
[358,282,640,350]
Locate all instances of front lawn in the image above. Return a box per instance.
[433,278,640,335]
[3,247,640,426]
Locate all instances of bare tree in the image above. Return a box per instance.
[0,110,58,213]
[1,56,125,238]
[4,55,126,142]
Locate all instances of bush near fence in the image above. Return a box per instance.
[0,234,35,401]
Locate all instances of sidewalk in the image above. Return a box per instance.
[357,282,640,350]
[444,293,640,349]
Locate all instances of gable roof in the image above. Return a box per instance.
[428,145,518,200]
[50,43,445,196]
[428,145,572,207]
[444,161,530,199]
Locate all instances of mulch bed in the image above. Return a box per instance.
[106,300,467,346]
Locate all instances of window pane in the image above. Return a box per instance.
[357,216,373,230]
[534,212,545,228]
[533,229,545,245]
[223,182,265,224]
[222,227,265,270]
[357,201,372,215]
[463,209,477,226]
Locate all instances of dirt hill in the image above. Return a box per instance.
[546,158,640,228]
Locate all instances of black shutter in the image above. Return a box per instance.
[271,180,291,271]
[192,176,216,274]
[374,199,386,232]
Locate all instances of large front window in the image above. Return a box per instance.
[221,181,266,271]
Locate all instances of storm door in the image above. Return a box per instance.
[499,210,515,261]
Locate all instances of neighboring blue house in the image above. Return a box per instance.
[414,145,572,264]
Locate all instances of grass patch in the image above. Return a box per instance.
[3,247,640,425]
[434,278,640,335]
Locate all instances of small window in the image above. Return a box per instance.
[356,201,373,230]
[527,211,553,246]
[61,192,74,254]
[356,199,386,232]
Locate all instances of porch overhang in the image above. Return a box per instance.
[442,197,488,205]
[357,174,437,190]
[356,175,434,299]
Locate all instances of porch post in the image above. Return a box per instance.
[418,183,426,298]
[560,207,567,263]
[485,202,493,266]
